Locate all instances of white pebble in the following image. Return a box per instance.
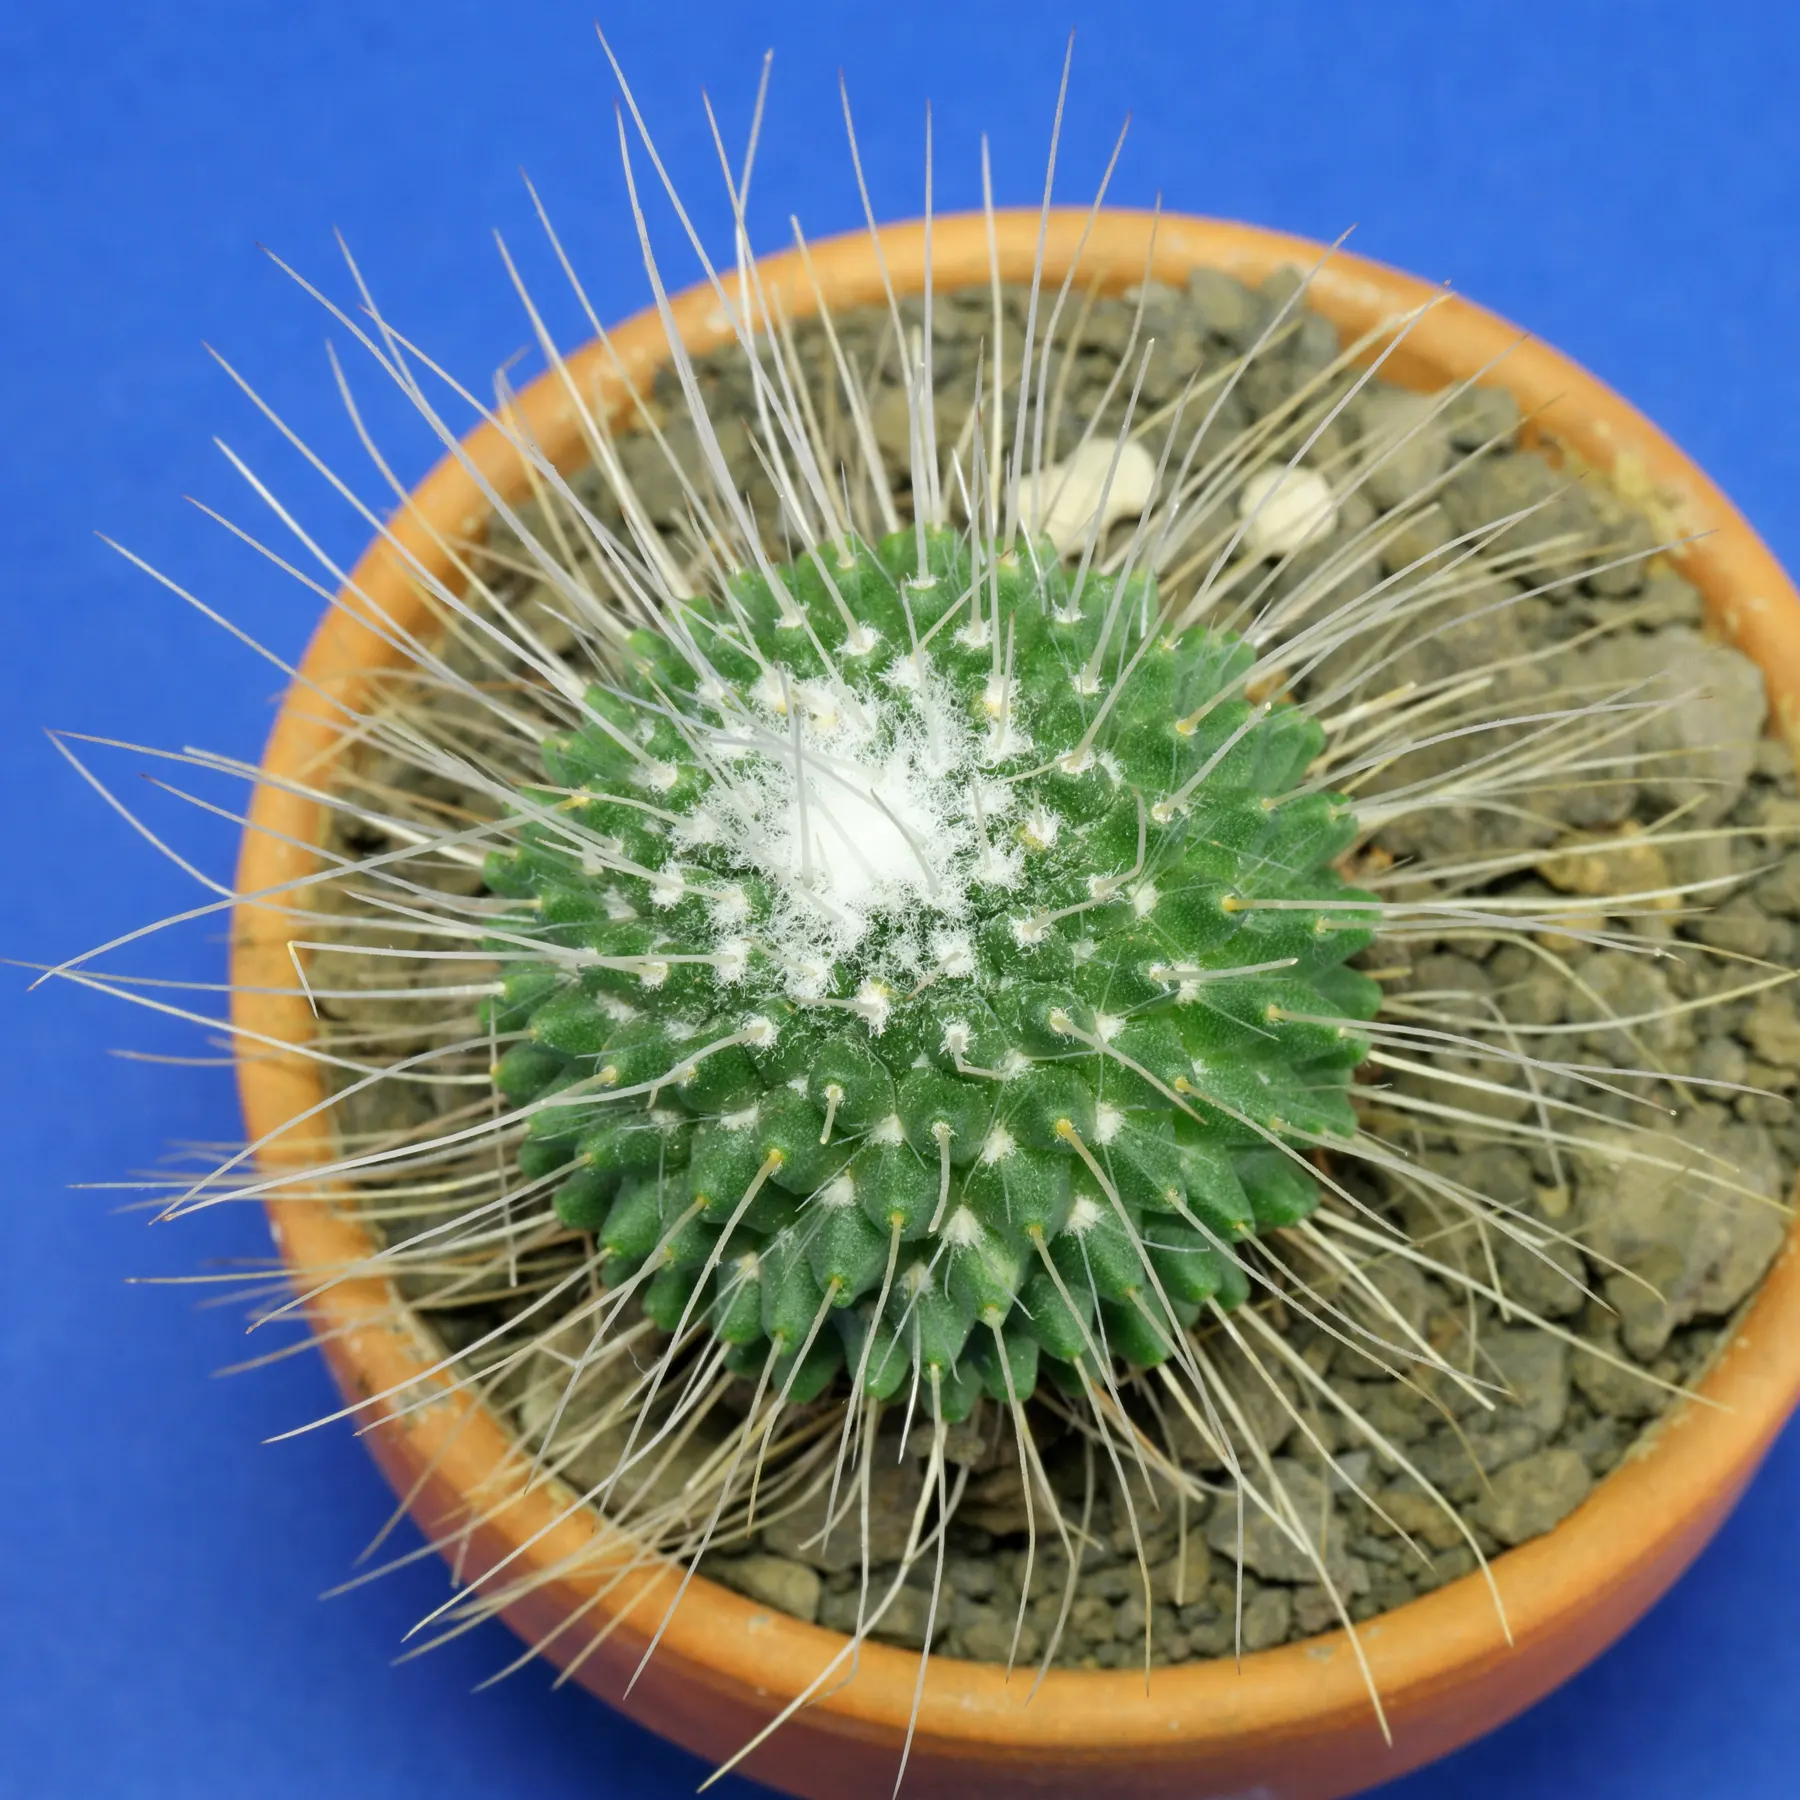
[1018,438,1158,556]
[1236,465,1338,559]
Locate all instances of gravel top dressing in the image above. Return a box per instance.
[312,268,1796,1673]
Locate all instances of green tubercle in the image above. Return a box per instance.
[481,526,1378,1421]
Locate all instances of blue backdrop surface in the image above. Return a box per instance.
[3,3,1799,1796]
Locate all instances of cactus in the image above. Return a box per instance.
[482,524,1378,1419]
[50,41,1790,1791]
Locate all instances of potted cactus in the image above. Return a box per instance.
[81,56,1800,1800]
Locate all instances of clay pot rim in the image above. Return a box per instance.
[231,206,1800,1764]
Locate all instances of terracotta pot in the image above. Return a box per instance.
[231,210,1800,1799]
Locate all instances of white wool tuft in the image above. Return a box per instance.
[703,669,985,973]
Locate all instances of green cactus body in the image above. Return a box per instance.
[481,525,1378,1420]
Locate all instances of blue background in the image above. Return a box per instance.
[4,3,1798,1795]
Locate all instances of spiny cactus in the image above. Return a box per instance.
[50,38,1792,1793]
[482,524,1377,1419]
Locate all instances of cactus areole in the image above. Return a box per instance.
[483,526,1379,1420]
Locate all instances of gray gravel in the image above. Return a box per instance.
[321,262,1796,1671]
[685,266,1796,1666]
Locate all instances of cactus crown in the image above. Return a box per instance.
[484,522,1377,1418]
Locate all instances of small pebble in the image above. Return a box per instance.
[1443,382,1522,450]
[1474,1449,1594,1547]
[1745,993,1800,1069]
[1187,267,1262,346]
[1241,1586,1293,1652]
[715,1553,822,1624]
[1016,438,1158,556]
[1237,464,1338,559]
[1356,389,1452,509]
